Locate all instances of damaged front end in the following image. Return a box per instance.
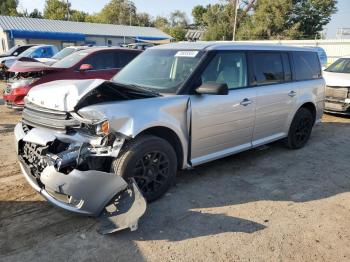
[14,109,147,234]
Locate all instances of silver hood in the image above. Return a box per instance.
[26,79,106,112]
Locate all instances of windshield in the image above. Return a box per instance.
[325,58,350,73]
[52,47,76,60]
[18,46,37,58]
[52,50,90,68]
[112,49,204,93]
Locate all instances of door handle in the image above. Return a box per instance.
[240,98,252,106]
[288,90,297,97]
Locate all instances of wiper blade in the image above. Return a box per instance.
[114,82,161,97]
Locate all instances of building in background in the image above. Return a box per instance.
[0,16,172,52]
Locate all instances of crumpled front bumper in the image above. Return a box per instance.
[14,122,147,233]
[325,99,350,114]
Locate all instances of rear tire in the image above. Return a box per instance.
[112,135,177,202]
[285,108,314,149]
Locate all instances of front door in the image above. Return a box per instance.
[190,51,256,166]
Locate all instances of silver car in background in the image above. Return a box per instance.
[323,56,350,114]
[14,42,325,233]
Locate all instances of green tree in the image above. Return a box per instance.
[154,16,169,30]
[203,4,233,41]
[290,0,337,38]
[70,10,88,22]
[169,10,188,27]
[43,0,70,20]
[0,0,18,16]
[237,0,337,40]
[136,12,152,27]
[29,8,43,18]
[192,5,207,26]
[98,0,137,25]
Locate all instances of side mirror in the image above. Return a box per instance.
[13,52,18,56]
[79,64,93,71]
[195,82,229,95]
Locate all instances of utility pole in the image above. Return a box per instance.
[66,0,70,20]
[232,0,239,41]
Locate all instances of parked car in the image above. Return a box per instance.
[0,44,36,59]
[0,45,59,80]
[1,45,59,68]
[3,47,142,108]
[0,44,37,79]
[323,56,350,114]
[314,46,328,69]
[37,46,92,66]
[14,43,325,233]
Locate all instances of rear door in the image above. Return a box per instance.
[190,51,256,166]
[249,52,296,146]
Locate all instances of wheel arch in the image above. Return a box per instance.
[135,126,184,170]
[299,102,317,124]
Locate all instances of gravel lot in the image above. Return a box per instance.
[1,82,350,262]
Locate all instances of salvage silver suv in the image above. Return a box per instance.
[14,42,325,233]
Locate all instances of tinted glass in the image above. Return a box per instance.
[113,49,203,93]
[293,51,321,80]
[201,52,247,89]
[116,51,140,68]
[325,58,350,73]
[83,52,115,70]
[14,45,31,55]
[252,52,284,85]
[19,46,37,57]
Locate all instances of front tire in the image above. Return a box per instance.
[112,135,177,202]
[285,108,314,149]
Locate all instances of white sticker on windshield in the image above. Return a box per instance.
[175,51,199,58]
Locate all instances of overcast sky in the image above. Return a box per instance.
[17,0,350,39]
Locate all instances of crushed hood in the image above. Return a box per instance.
[8,60,62,73]
[26,79,160,112]
[323,71,350,87]
[27,79,107,112]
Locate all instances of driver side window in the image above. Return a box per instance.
[201,52,247,90]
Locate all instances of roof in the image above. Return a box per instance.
[0,16,171,39]
[74,47,142,54]
[153,41,316,52]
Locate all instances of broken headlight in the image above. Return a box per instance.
[79,120,110,137]
[96,120,110,136]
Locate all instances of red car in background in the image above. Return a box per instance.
[3,47,142,109]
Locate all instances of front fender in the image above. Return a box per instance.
[77,95,191,168]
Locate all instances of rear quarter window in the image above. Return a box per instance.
[292,51,321,81]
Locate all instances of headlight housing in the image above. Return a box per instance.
[95,120,110,136]
[78,119,110,137]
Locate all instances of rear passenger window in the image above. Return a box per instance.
[252,52,284,85]
[292,51,321,80]
[201,52,247,89]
